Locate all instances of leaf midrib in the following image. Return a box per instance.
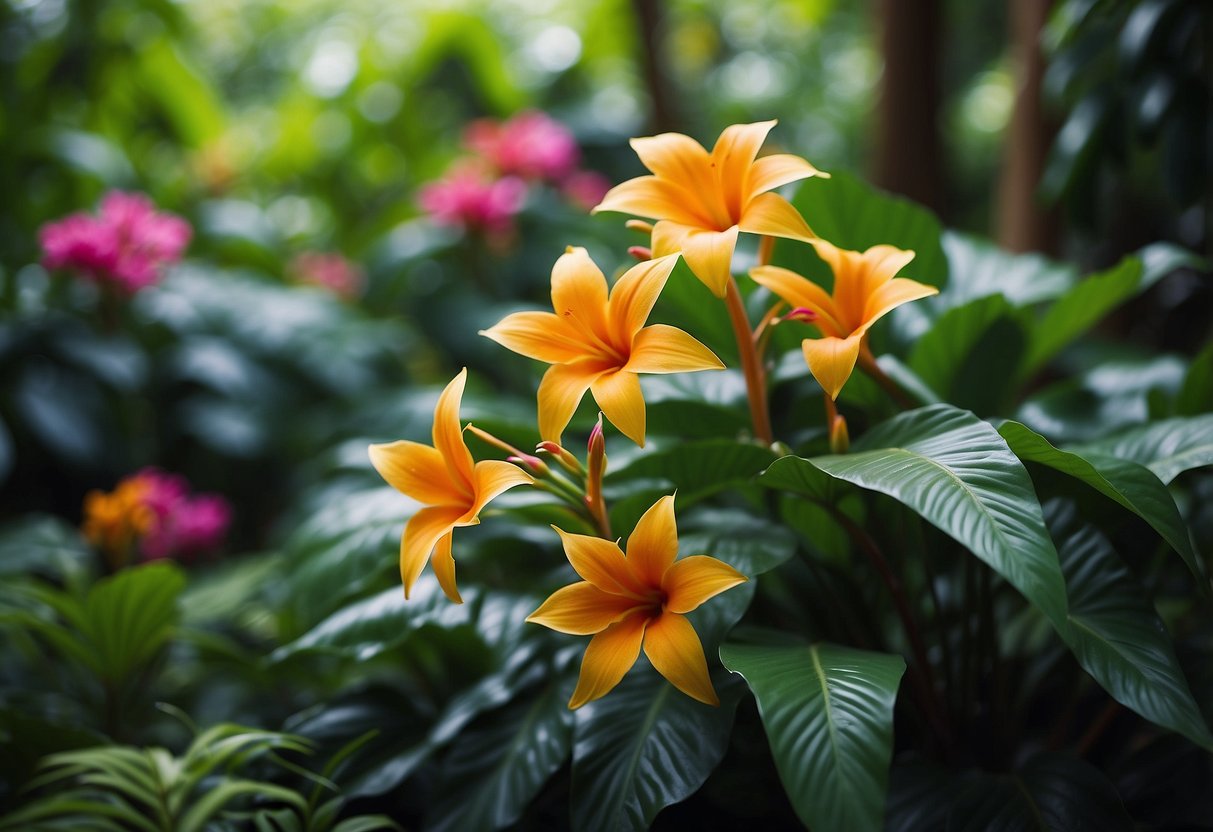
[809,645,843,799]
[609,682,671,830]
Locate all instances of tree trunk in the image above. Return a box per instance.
[873,0,946,217]
[630,0,679,134]
[996,0,1059,254]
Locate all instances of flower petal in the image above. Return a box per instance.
[465,459,533,520]
[554,527,648,597]
[480,310,587,364]
[737,192,814,242]
[527,581,640,635]
[630,133,730,228]
[430,531,463,603]
[864,244,917,282]
[591,369,647,447]
[568,611,649,709]
[537,360,613,444]
[650,220,694,259]
[663,555,748,614]
[551,247,612,346]
[643,611,718,706]
[680,226,740,298]
[368,440,467,506]
[625,494,678,587]
[863,276,939,328]
[433,369,476,493]
[625,325,724,374]
[711,120,776,219]
[749,265,845,336]
[747,153,826,197]
[592,176,706,227]
[400,506,464,598]
[802,333,863,401]
[608,253,679,339]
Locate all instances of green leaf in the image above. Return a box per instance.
[938,231,1076,310]
[272,576,474,661]
[1048,502,1213,749]
[568,582,753,831]
[0,515,90,580]
[999,420,1206,589]
[764,405,1070,629]
[907,294,1024,403]
[1073,414,1213,484]
[177,779,307,832]
[642,370,749,440]
[426,678,574,832]
[678,508,798,576]
[82,562,185,684]
[1175,340,1213,416]
[719,636,905,832]
[946,753,1133,832]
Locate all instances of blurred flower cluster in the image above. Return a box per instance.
[419,110,610,243]
[288,251,365,299]
[39,192,191,294]
[82,468,230,569]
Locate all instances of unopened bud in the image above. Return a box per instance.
[536,440,583,476]
[627,246,653,262]
[829,413,850,454]
[625,219,655,235]
[507,454,550,477]
[782,307,819,324]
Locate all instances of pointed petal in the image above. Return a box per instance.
[430,531,463,603]
[550,247,612,343]
[537,360,612,444]
[527,581,640,635]
[749,265,844,335]
[608,253,679,338]
[555,527,648,597]
[802,333,863,401]
[568,611,649,709]
[864,244,917,283]
[368,440,466,506]
[748,153,825,196]
[625,495,678,587]
[650,220,694,259]
[663,555,748,614]
[591,369,647,447]
[480,310,587,364]
[863,276,939,327]
[432,369,476,493]
[738,192,815,242]
[630,133,729,227]
[400,506,464,598]
[643,611,718,706]
[680,226,740,298]
[625,325,724,374]
[464,459,532,520]
[592,176,706,227]
[711,120,776,218]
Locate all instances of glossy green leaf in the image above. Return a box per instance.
[427,677,574,832]
[719,636,905,832]
[1175,340,1213,416]
[569,582,753,831]
[678,508,798,576]
[0,515,91,579]
[938,231,1076,310]
[765,405,1070,629]
[1073,414,1213,484]
[642,370,749,439]
[999,420,1205,588]
[83,562,185,684]
[1049,503,1213,749]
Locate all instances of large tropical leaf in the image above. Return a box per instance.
[568,582,754,831]
[1072,414,1213,484]
[907,294,1024,405]
[1048,502,1213,750]
[719,636,905,832]
[0,516,91,580]
[82,562,186,684]
[999,420,1205,588]
[761,404,1070,629]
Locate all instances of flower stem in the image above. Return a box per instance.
[724,277,773,445]
[858,340,915,409]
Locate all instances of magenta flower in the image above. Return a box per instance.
[289,251,365,299]
[560,170,613,211]
[39,191,191,293]
[418,162,526,236]
[128,468,230,562]
[464,110,580,182]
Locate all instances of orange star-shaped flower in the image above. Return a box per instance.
[528,495,748,709]
[368,369,532,602]
[480,247,722,447]
[592,120,826,297]
[751,239,938,400]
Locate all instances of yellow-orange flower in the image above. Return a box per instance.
[368,369,532,603]
[528,495,748,709]
[593,120,826,297]
[751,239,938,400]
[480,247,723,447]
[82,479,155,564]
